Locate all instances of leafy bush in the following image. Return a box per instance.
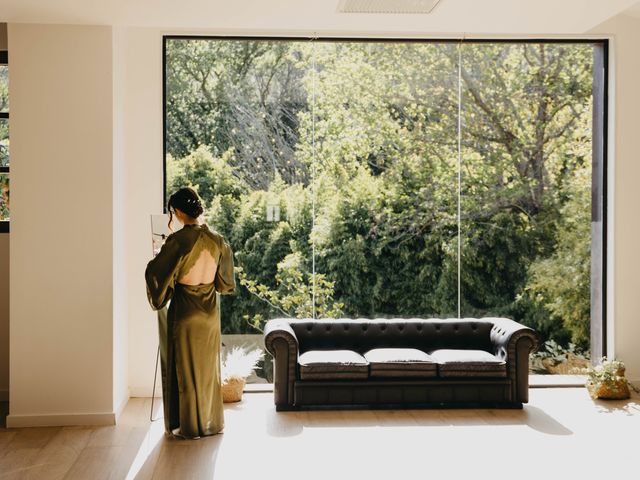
[530,339,590,374]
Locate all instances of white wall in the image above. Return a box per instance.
[7,23,119,427]
[112,26,129,418]
[116,28,164,397]
[591,14,640,382]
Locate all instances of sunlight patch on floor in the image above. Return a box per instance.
[125,411,165,480]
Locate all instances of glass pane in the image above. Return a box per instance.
[0,65,8,112]
[460,43,594,374]
[165,39,313,383]
[312,42,459,319]
[0,174,9,221]
[164,39,601,384]
[0,118,8,167]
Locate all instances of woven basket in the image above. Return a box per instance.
[222,378,246,403]
[587,380,630,400]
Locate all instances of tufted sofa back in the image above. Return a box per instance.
[285,318,496,354]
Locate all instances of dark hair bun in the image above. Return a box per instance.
[168,187,204,219]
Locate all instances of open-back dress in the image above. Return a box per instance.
[145,223,235,438]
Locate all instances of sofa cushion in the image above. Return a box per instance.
[298,350,369,380]
[364,348,438,378]
[429,349,507,378]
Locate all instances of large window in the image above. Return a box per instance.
[164,38,607,382]
[0,49,9,232]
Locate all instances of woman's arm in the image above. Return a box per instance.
[214,238,236,295]
[145,234,184,310]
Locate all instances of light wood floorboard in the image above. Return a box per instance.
[1,389,639,479]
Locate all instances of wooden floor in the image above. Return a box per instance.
[1,388,639,479]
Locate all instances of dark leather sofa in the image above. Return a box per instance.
[264,317,538,411]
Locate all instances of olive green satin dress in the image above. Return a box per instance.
[145,223,235,438]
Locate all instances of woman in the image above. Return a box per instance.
[145,187,235,439]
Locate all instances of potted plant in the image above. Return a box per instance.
[221,346,264,403]
[585,357,631,400]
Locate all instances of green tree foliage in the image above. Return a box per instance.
[166,40,310,189]
[0,175,8,220]
[0,65,9,216]
[237,251,345,332]
[524,168,591,347]
[0,67,7,110]
[165,40,594,348]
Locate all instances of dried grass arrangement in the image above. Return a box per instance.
[221,346,264,403]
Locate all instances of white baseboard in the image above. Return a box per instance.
[6,411,116,428]
[129,385,163,398]
[0,389,8,402]
[114,393,130,422]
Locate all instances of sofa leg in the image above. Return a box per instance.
[275,404,298,412]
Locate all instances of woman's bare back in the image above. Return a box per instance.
[178,249,218,285]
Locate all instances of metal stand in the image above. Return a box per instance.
[150,344,161,422]
[149,214,170,423]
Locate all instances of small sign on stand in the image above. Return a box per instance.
[150,213,180,256]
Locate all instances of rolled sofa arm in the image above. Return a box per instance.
[489,318,539,404]
[264,319,299,410]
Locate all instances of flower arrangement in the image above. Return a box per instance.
[221,346,264,403]
[585,357,630,400]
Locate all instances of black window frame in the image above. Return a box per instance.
[162,36,609,359]
[0,49,8,233]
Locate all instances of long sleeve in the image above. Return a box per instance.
[214,239,236,295]
[145,234,184,310]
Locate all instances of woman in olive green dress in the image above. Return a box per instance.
[145,187,235,439]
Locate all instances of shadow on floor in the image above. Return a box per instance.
[591,390,640,415]
[264,404,574,438]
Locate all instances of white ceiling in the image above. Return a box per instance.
[1,0,639,34]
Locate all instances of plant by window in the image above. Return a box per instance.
[221,345,264,383]
[584,357,630,400]
[529,339,590,374]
